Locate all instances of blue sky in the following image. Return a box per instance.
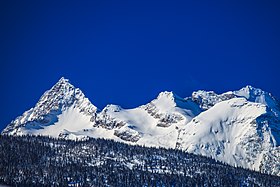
[1,0,280,130]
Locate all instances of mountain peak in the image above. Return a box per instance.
[58,76,69,83]
[51,77,74,93]
[2,77,97,136]
[151,91,201,116]
[38,77,77,109]
[102,104,122,113]
[234,86,280,112]
[157,91,176,100]
[156,91,188,103]
[52,77,72,89]
[35,77,99,114]
[191,90,236,110]
[237,85,264,96]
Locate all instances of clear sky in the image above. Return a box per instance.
[1,0,280,130]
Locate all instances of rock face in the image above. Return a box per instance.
[191,90,236,110]
[2,78,280,176]
[143,91,201,127]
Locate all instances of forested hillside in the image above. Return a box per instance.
[0,135,279,187]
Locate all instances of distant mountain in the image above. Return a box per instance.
[2,77,280,176]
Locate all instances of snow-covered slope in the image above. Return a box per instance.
[177,98,280,175]
[2,78,280,176]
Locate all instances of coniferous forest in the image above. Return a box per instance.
[0,135,279,187]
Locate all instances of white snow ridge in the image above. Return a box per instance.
[2,78,280,176]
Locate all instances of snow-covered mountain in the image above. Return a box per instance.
[177,98,280,175]
[2,77,97,138]
[2,77,280,176]
[2,78,201,147]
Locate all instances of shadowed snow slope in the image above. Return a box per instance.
[2,78,280,176]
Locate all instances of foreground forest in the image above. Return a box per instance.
[0,135,279,187]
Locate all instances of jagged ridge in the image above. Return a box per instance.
[2,77,280,176]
